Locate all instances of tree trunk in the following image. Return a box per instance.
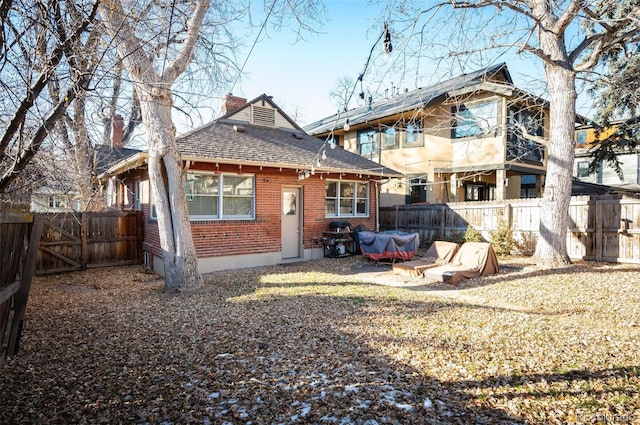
[73,94,98,211]
[533,65,577,267]
[139,86,203,292]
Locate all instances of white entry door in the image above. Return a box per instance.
[281,188,301,258]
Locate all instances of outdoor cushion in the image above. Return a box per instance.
[422,242,499,285]
[392,241,460,278]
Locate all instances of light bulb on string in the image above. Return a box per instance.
[343,119,350,132]
[322,150,327,160]
[382,22,393,62]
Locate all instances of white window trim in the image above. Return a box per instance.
[325,179,370,218]
[151,172,256,221]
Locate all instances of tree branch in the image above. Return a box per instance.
[161,0,211,83]
[0,74,92,191]
[0,0,99,156]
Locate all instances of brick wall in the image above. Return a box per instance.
[128,163,379,261]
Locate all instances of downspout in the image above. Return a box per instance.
[375,181,380,232]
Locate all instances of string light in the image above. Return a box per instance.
[383,23,392,54]
[296,22,393,182]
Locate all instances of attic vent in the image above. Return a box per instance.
[252,105,276,127]
[292,132,304,139]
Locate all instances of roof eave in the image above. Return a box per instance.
[97,152,149,180]
[180,156,402,178]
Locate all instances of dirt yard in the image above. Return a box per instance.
[1,255,639,424]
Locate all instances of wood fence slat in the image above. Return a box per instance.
[36,211,143,274]
[380,195,640,264]
[0,281,20,305]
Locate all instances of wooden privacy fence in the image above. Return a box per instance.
[380,195,640,264]
[0,213,43,364]
[37,211,143,274]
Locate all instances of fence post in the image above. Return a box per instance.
[595,199,603,261]
[81,213,88,271]
[136,211,144,262]
[394,205,399,230]
[505,201,512,228]
[440,205,446,239]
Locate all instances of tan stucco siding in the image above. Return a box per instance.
[452,136,504,167]
[377,135,451,174]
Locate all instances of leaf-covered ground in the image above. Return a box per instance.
[1,254,639,424]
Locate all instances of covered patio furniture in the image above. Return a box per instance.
[358,230,420,263]
[422,242,499,285]
[392,241,460,278]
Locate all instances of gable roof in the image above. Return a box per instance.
[176,118,402,178]
[220,93,304,131]
[304,63,514,135]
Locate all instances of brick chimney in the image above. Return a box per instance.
[111,115,124,149]
[221,93,247,116]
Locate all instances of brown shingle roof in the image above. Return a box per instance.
[176,119,402,178]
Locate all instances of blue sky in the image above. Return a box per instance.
[206,0,594,129]
[223,0,389,127]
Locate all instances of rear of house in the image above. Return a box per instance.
[99,94,402,274]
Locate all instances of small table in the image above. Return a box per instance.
[322,231,356,258]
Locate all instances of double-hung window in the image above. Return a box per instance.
[325,180,369,217]
[358,129,378,159]
[154,172,255,220]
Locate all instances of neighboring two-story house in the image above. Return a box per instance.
[574,119,640,192]
[305,63,552,206]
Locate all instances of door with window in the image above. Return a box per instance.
[281,188,301,258]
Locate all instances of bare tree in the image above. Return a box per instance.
[98,0,325,292]
[98,0,215,292]
[384,0,640,267]
[0,0,100,194]
[330,76,356,111]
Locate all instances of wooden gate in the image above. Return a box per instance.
[36,211,143,274]
[0,213,43,363]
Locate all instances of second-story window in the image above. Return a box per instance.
[576,130,587,145]
[380,125,398,149]
[507,106,545,164]
[403,121,423,147]
[452,100,498,139]
[358,129,378,160]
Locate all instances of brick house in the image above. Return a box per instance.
[99,94,402,274]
